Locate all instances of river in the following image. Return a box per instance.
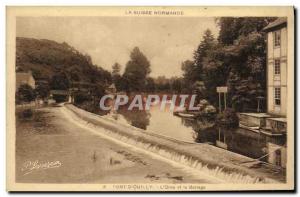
[103,102,286,161]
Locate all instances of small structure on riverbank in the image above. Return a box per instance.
[49,89,70,103]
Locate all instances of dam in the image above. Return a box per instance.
[62,104,286,184]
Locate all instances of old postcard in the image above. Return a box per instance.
[6,6,294,191]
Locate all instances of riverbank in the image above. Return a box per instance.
[64,104,286,183]
[16,106,217,184]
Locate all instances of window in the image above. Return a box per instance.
[274,30,281,47]
[274,87,281,106]
[275,121,286,131]
[274,59,281,75]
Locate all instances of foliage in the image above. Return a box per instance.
[193,29,216,79]
[216,108,239,129]
[90,85,106,105]
[123,47,151,92]
[16,84,36,103]
[111,63,127,92]
[50,72,70,90]
[217,17,276,45]
[35,83,50,99]
[74,92,91,105]
[145,77,156,93]
[183,17,277,111]
[181,60,197,92]
[182,29,217,98]
[170,77,183,93]
[16,37,112,88]
[112,62,121,76]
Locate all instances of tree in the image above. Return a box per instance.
[35,83,50,99]
[16,84,36,103]
[216,108,239,129]
[145,77,156,93]
[194,29,216,79]
[182,29,217,95]
[123,47,151,92]
[112,63,121,76]
[194,18,277,111]
[170,77,183,93]
[201,50,227,105]
[181,60,196,92]
[192,81,206,99]
[69,67,81,82]
[50,72,69,90]
[182,29,218,101]
[111,63,125,92]
[217,17,276,45]
[216,18,275,111]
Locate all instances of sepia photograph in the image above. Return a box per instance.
[6,6,295,191]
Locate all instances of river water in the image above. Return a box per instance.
[103,103,286,160]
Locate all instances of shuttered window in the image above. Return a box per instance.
[274,59,281,75]
[274,87,281,106]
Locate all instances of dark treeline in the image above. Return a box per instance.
[16,17,277,113]
[16,37,111,104]
[187,17,277,112]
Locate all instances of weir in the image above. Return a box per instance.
[62,104,284,184]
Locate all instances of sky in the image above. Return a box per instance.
[16,17,219,78]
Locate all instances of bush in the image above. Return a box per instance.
[216,108,239,129]
[74,92,90,105]
[204,105,217,113]
[16,84,36,104]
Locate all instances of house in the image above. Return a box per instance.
[263,18,287,135]
[16,71,35,90]
[263,18,288,168]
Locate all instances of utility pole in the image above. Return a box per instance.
[218,92,222,113]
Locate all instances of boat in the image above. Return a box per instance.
[239,122,260,130]
[174,112,196,119]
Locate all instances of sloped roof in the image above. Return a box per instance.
[263,18,287,32]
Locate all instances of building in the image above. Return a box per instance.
[263,18,288,168]
[16,71,35,90]
[264,18,287,116]
[263,18,287,134]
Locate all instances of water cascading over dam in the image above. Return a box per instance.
[62,104,279,184]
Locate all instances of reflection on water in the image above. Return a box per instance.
[105,104,286,159]
[116,108,151,130]
[110,105,198,142]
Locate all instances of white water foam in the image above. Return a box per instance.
[61,106,277,184]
